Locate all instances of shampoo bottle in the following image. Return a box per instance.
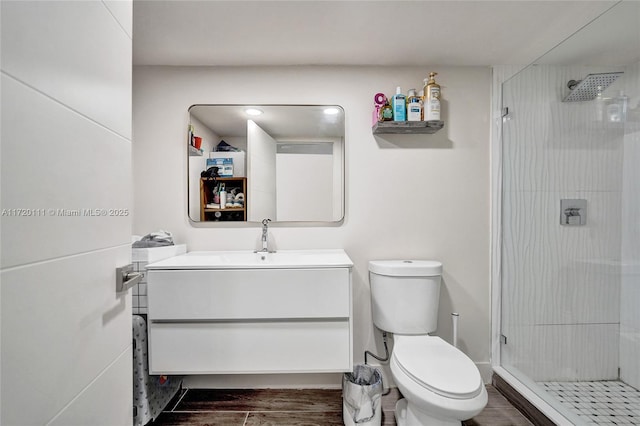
[407,89,422,121]
[393,86,407,121]
[219,183,227,209]
[423,72,441,122]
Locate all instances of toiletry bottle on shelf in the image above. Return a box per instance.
[407,89,422,121]
[188,124,195,146]
[418,89,425,120]
[373,93,387,125]
[379,99,393,121]
[423,72,441,122]
[219,183,227,209]
[393,86,406,121]
[213,184,220,205]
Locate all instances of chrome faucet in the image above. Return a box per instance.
[256,218,273,253]
[564,207,581,225]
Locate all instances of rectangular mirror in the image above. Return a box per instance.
[188,105,345,224]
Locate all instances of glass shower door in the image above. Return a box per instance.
[498,3,640,423]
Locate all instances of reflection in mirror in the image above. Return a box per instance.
[188,105,345,224]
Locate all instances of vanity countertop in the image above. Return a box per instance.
[146,249,353,270]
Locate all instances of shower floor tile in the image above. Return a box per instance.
[539,380,640,425]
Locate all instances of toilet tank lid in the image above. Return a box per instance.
[369,260,442,277]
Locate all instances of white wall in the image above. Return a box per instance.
[191,114,218,154]
[247,120,278,221]
[276,151,334,221]
[132,65,492,386]
[1,1,133,424]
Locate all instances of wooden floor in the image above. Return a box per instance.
[152,385,533,426]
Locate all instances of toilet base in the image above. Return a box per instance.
[395,398,461,426]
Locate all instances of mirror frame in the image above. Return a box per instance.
[186,104,346,227]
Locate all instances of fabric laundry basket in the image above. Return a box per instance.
[133,315,183,426]
[343,364,383,426]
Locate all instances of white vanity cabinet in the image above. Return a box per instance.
[146,250,353,375]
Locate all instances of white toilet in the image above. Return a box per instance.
[369,260,487,426]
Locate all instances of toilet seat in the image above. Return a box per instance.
[393,335,483,400]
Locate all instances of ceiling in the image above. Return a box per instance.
[133,0,626,67]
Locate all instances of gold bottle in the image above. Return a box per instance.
[379,100,394,121]
[423,72,441,122]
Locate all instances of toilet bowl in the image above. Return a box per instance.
[368,260,488,425]
[391,335,487,425]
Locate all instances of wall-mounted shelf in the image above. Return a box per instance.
[372,120,445,134]
[188,145,203,156]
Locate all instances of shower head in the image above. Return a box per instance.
[563,72,623,102]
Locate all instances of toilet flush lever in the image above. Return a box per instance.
[116,264,142,293]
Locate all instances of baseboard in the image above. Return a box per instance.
[476,362,492,384]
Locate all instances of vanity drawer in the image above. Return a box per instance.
[147,268,350,320]
[148,320,352,374]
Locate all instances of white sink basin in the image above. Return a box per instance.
[146,249,353,270]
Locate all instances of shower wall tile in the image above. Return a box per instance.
[620,268,640,329]
[619,325,640,389]
[503,116,624,194]
[620,59,640,390]
[502,65,625,194]
[502,190,621,326]
[502,324,619,382]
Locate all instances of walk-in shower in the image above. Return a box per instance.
[495,2,640,425]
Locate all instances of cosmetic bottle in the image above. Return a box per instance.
[213,185,220,204]
[373,93,387,125]
[392,86,406,121]
[188,124,195,146]
[219,183,227,209]
[423,72,441,122]
[379,100,393,121]
[407,89,422,121]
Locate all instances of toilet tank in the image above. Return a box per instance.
[369,260,443,335]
